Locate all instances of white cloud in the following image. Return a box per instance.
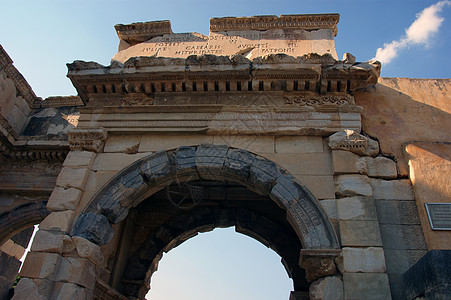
[374,0,450,64]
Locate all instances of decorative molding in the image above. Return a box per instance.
[210,14,340,36]
[0,139,67,161]
[67,54,380,104]
[33,96,85,108]
[68,128,108,153]
[0,115,18,140]
[115,20,173,45]
[284,94,355,106]
[121,93,154,106]
[0,45,37,107]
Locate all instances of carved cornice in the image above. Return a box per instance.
[0,138,68,162]
[210,14,340,36]
[67,53,380,104]
[115,20,173,46]
[0,44,37,107]
[33,96,85,108]
[68,128,108,153]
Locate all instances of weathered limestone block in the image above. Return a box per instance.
[370,179,414,200]
[342,247,386,273]
[104,134,142,153]
[332,150,366,174]
[343,273,391,300]
[71,212,114,246]
[56,167,90,189]
[335,175,372,197]
[275,136,324,153]
[214,135,275,154]
[91,152,147,171]
[327,130,379,157]
[51,282,92,300]
[309,276,343,300]
[265,152,333,175]
[337,196,377,221]
[55,257,98,290]
[139,134,213,152]
[0,239,25,260]
[296,175,335,199]
[39,210,75,233]
[47,187,82,212]
[63,151,96,169]
[12,278,52,300]
[319,199,338,221]
[20,252,61,280]
[339,220,382,247]
[72,236,106,268]
[364,156,397,179]
[31,230,72,254]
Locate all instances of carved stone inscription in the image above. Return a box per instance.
[113,29,336,63]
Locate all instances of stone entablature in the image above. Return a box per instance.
[68,53,380,105]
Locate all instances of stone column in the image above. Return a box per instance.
[328,130,393,299]
[13,128,107,299]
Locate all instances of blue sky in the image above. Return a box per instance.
[2,1,450,299]
[1,0,450,99]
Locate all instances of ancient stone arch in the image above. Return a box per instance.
[0,201,49,246]
[70,144,340,298]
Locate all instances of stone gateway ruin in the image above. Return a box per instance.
[0,14,450,299]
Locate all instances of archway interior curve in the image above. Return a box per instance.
[113,180,309,298]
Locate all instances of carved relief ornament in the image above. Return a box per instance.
[68,128,108,153]
[284,94,355,106]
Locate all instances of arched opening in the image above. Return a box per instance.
[71,145,339,299]
[111,180,308,298]
[146,227,293,300]
[0,201,48,299]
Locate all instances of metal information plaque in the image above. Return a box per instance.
[425,203,451,230]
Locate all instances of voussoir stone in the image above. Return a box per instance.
[71,212,114,246]
[328,130,379,157]
[309,276,343,300]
